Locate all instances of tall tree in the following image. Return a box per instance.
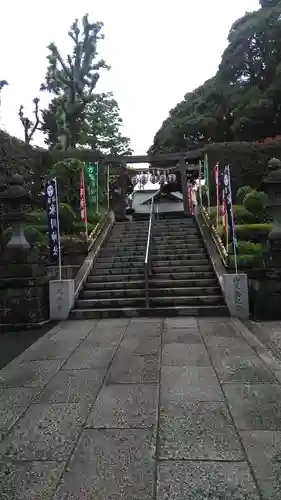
[149,1,281,153]
[18,98,41,144]
[79,92,132,154]
[41,14,109,149]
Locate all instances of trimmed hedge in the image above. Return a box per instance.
[217,223,271,244]
[209,205,255,225]
[203,141,281,204]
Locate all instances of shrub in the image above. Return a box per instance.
[228,253,263,269]
[73,221,95,235]
[228,241,263,255]
[59,203,76,234]
[209,205,255,225]
[217,223,271,244]
[24,226,45,246]
[236,185,254,204]
[243,190,268,219]
[29,211,48,225]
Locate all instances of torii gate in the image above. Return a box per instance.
[51,148,202,215]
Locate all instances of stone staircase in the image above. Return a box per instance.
[70,216,228,319]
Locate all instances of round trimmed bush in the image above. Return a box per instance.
[59,203,76,234]
[24,226,45,246]
[236,185,254,204]
[243,190,268,218]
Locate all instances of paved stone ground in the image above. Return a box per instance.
[0,316,281,499]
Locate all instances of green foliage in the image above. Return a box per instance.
[40,14,110,149]
[218,223,271,244]
[50,158,84,208]
[243,190,268,218]
[149,1,281,154]
[79,92,132,155]
[228,241,263,255]
[209,204,255,225]
[58,203,76,234]
[236,185,254,204]
[24,226,45,245]
[228,253,263,269]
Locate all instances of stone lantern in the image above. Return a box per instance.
[0,173,31,249]
[261,157,281,267]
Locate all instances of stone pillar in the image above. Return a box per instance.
[179,156,189,216]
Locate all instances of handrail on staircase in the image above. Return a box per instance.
[144,196,155,308]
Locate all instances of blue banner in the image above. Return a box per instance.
[223,166,237,249]
[44,179,61,264]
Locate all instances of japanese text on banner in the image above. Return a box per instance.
[44,179,61,264]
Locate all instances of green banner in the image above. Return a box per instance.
[84,162,99,210]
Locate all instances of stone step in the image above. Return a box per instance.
[92,266,144,275]
[94,261,145,270]
[149,278,218,288]
[153,243,203,251]
[109,237,148,243]
[81,289,146,299]
[106,244,146,250]
[152,248,206,255]
[88,273,144,282]
[100,249,146,257]
[85,280,145,290]
[110,230,149,237]
[151,257,209,265]
[81,286,221,300]
[97,255,145,263]
[70,305,229,319]
[151,264,212,273]
[76,294,225,309]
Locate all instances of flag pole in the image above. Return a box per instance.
[83,169,89,241]
[96,161,99,214]
[107,164,110,210]
[53,177,62,281]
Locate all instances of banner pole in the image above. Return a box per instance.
[96,161,99,214]
[83,169,89,241]
[53,177,62,281]
[107,164,110,210]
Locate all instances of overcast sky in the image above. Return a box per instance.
[0,0,259,154]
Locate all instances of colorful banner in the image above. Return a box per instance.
[84,162,99,212]
[213,162,220,227]
[44,179,61,268]
[203,153,210,212]
[223,165,237,271]
[198,160,202,206]
[80,170,87,223]
[188,183,194,215]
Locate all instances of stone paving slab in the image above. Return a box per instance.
[224,383,281,430]
[1,316,281,498]
[20,338,83,361]
[0,387,39,437]
[161,366,224,402]
[0,360,63,388]
[241,430,281,500]
[63,342,117,369]
[162,343,210,366]
[0,402,88,462]
[119,336,160,355]
[107,353,159,383]
[34,369,106,404]
[162,327,203,344]
[159,400,244,460]
[0,461,65,500]
[53,429,155,499]
[86,383,158,429]
[157,461,260,499]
